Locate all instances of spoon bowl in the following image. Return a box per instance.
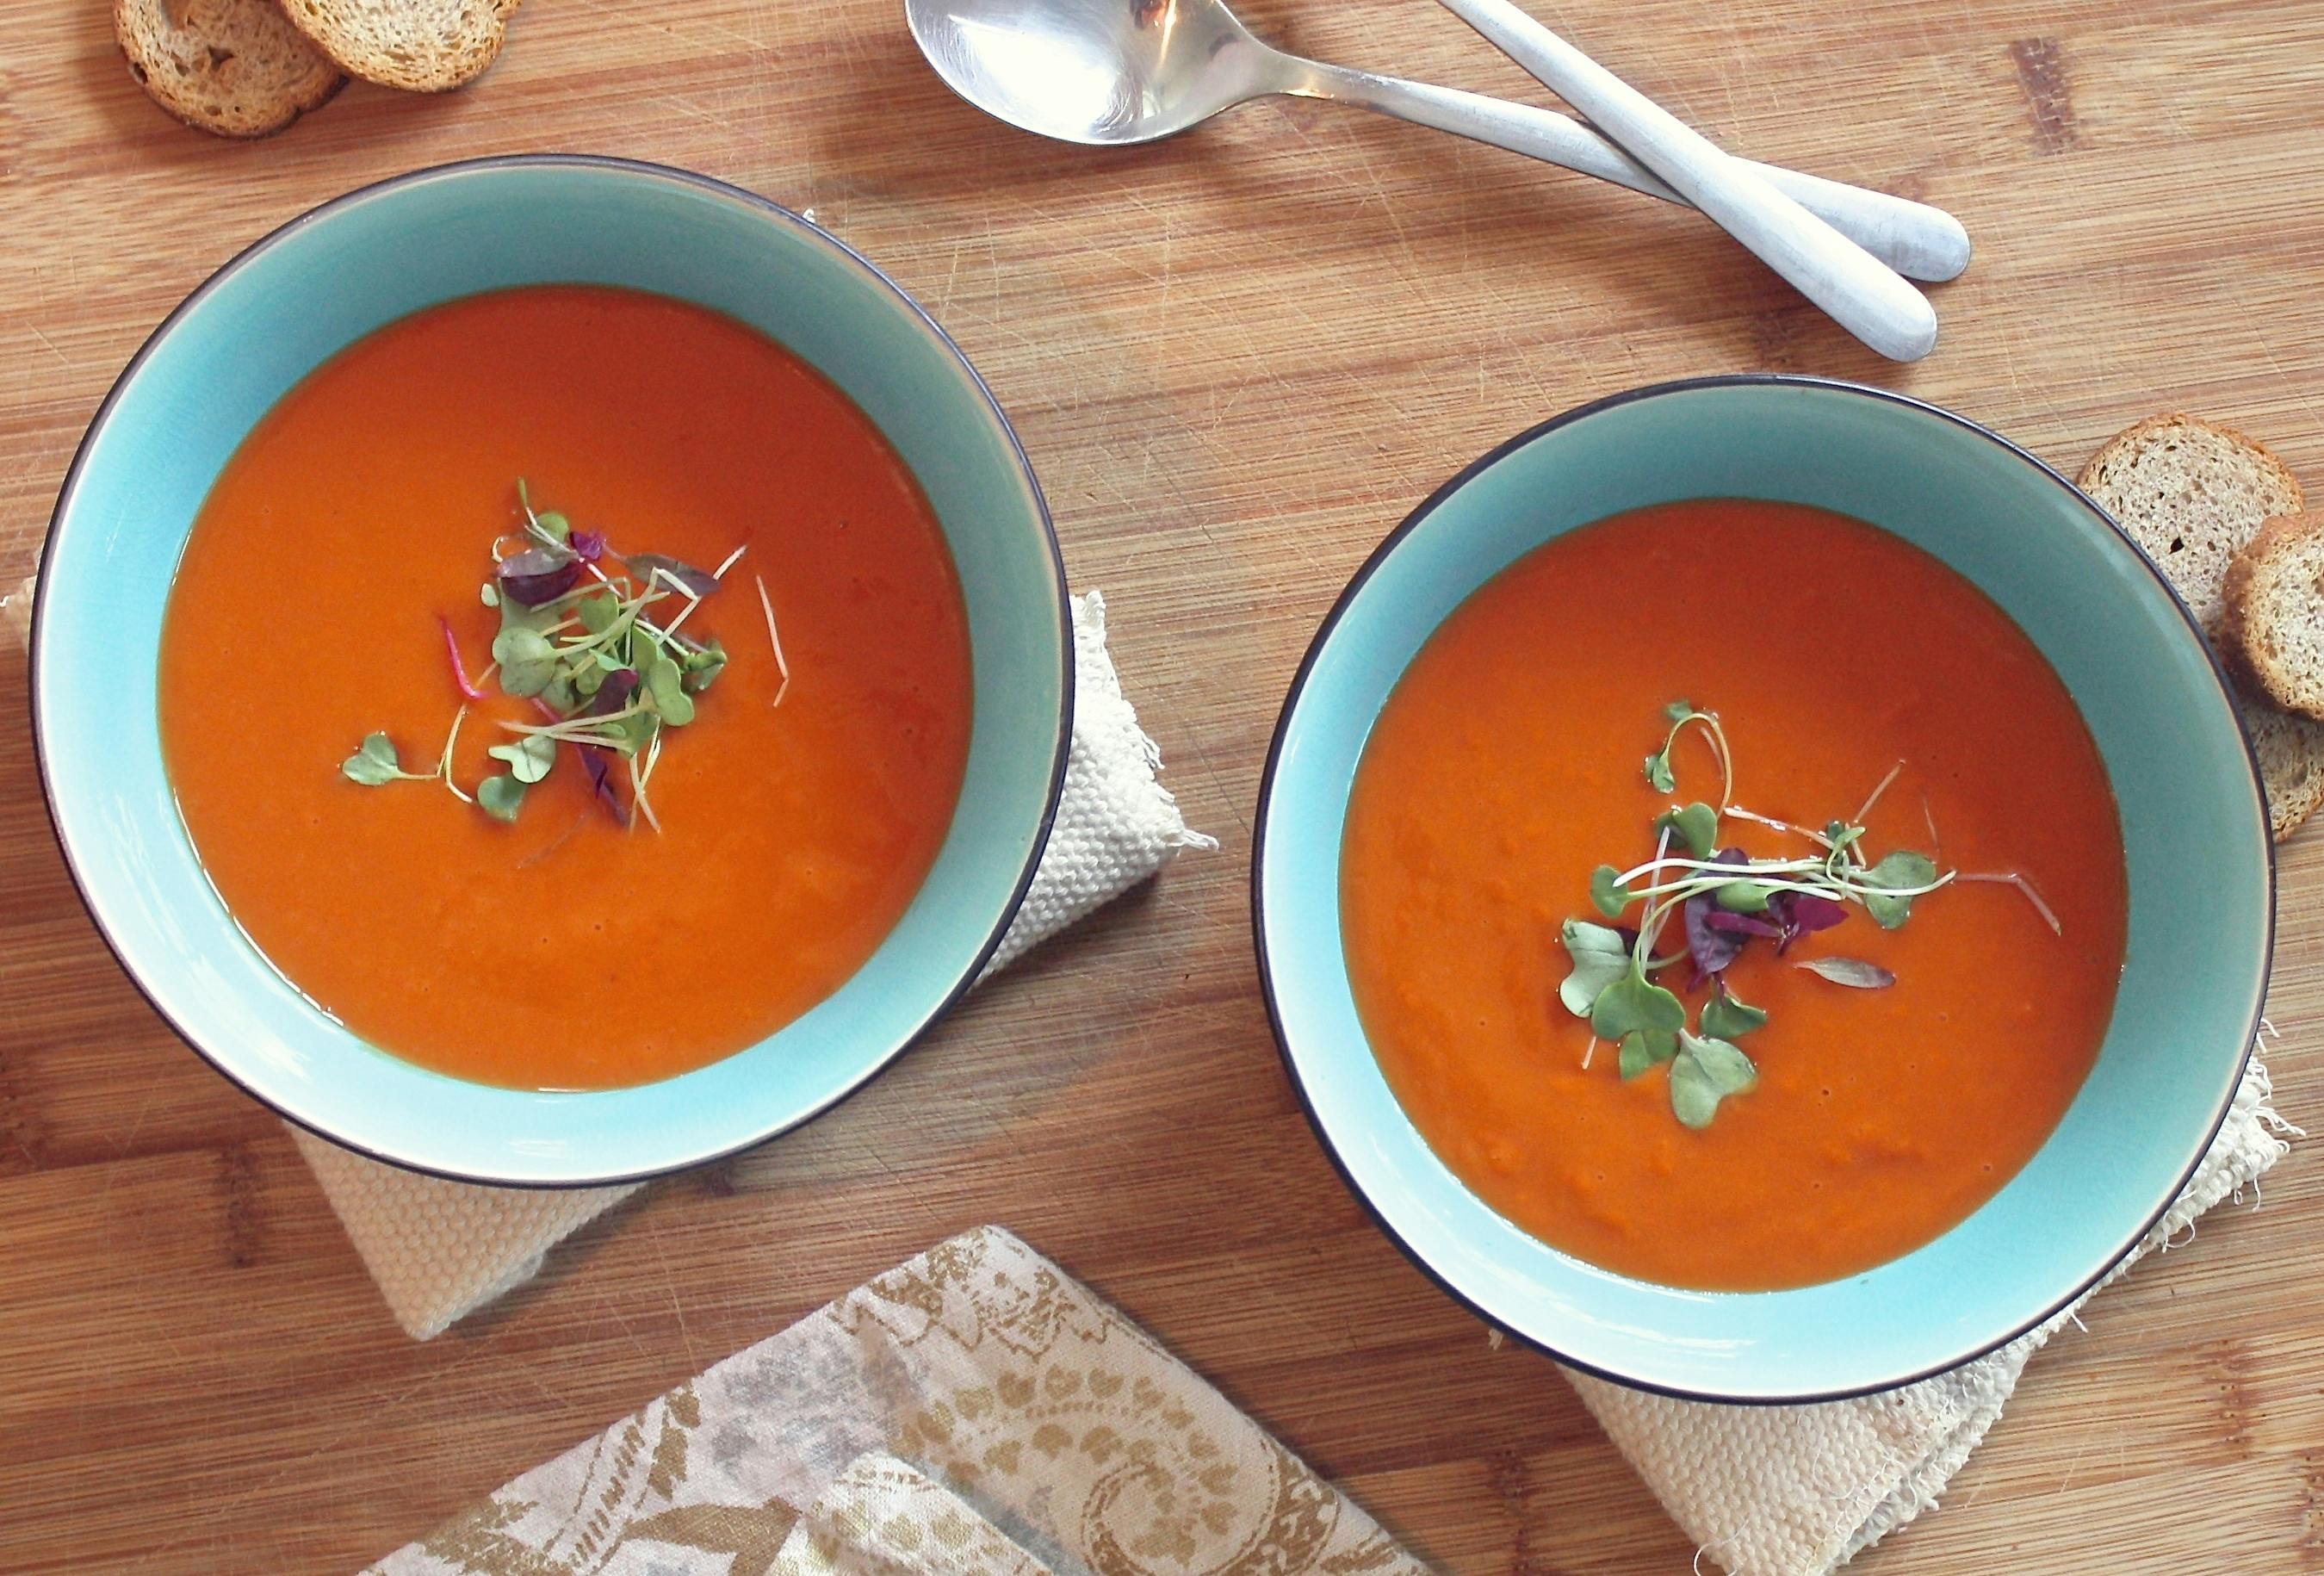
[907,0,1275,145]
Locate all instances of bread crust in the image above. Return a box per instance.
[116,0,347,139]
[2079,413,2308,517]
[2222,514,2324,721]
[279,0,520,92]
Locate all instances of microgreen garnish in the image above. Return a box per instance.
[341,731,426,785]
[1669,1032,1758,1129]
[1795,957,1897,989]
[338,479,775,831]
[1555,701,2054,1130]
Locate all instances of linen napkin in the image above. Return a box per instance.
[369,1225,1427,1576]
[7,580,1212,1338]
[1566,1053,2296,1575]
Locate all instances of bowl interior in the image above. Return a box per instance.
[1258,379,2270,1400]
[35,158,1068,1184]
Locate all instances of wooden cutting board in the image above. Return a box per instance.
[2,0,2320,1569]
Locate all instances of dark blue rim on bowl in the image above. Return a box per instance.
[1250,373,2272,1403]
[29,154,1075,1187]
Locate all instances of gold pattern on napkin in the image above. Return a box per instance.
[772,1454,1053,1576]
[372,1226,1425,1576]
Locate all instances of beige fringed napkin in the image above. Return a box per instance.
[7,580,1212,1338]
[1567,1054,2296,1575]
[369,1225,1426,1576]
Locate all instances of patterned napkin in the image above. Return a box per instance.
[1566,1054,2295,1575]
[8,581,1212,1337]
[369,1225,1425,1576]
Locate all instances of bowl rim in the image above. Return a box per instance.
[1250,372,2273,1403]
[29,152,1075,1188]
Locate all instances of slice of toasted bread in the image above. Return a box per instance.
[2078,413,2305,636]
[2082,413,2318,841]
[2242,699,2324,841]
[2223,513,2324,721]
[116,0,346,139]
[280,0,518,91]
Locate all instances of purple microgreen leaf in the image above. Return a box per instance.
[1704,910,1784,938]
[1789,893,1848,932]
[1795,956,1896,989]
[497,545,581,606]
[567,529,606,563]
[1683,890,1745,977]
[625,552,721,599]
[586,667,641,717]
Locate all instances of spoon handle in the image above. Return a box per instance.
[1287,61,1968,283]
[1422,0,1937,361]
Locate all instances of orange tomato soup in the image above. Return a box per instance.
[1341,499,2127,1290]
[159,285,972,1090]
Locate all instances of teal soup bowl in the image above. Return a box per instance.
[1255,376,2271,1401]
[34,157,1069,1185]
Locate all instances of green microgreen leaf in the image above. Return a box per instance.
[1861,849,1939,929]
[491,625,558,698]
[1558,919,1632,1018]
[497,588,551,635]
[534,511,570,542]
[1700,990,1768,1039]
[487,734,558,785]
[578,590,619,636]
[1796,956,1897,989]
[480,582,499,608]
[1643,750,1676,793]
[1670,1032,1758,1128]
[1653,801,1720,859]
[1713,880,1773,914]
[602,710,657,758]
[1618,1030,1680,1081]
[477,772,527,822]
[1664,698,1695,723]
[1590,864,1633,919]
[340,732,407,785]
[644,655,695,725]
[1590,965,1685,1057]
[680,637,728,695]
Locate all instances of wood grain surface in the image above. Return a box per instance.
[3,0,2321,1570]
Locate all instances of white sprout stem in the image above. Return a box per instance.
[1853,759,1906,825]
[1921,792,1942,859]
[1632,827,1676,965]
[1616,852,1828,885]
[635,725,666,800]
[649,542,743,642]
[436,704,474,804]
[755,573,791,708]
[497,700,652,744]
[659,584,708,640]
[1956,872,2063,935]
[1581,1036,1597,1070]
[1627,873,1886,905]
[1725,804,1835,847]
[629,748,663,835]
[1664,712,1735,808]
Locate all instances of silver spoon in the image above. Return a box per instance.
[904,0,1969,284]
[1431,0,1934,359]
